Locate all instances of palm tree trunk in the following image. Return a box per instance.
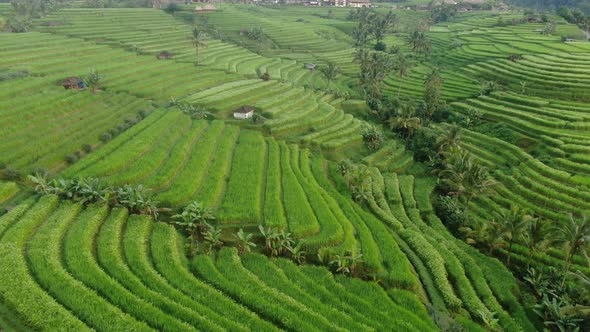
[561,256,572,288]
[195,46,199,66]
[506,241,513,265]
[463,196,472,224]
[398,77,402,96]
[526,249,534,269]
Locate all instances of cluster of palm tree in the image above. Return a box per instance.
[406,30,432,58]
[386,98,421,138]
[430,3,458,24]
[355,48,394,106]
[369,67,444,143]
[258,226,306,264]
[525,241,590,331]
[456,202,590,329]
[245,26,266,45]
[319,61,341,89]
[171,201,257,256]
[169,98,214,120]
[361,125,384,151]
[438,148,496,220]
[28,173,160,219]
[328,251,364,277]
[348,7,397,49]
[339,160,371,204]
[8,0,60,32]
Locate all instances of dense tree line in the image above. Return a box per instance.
[557,5,590,31]
[509,0,590,14]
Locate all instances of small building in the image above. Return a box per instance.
[62,77,86,90]
[304,63,316,70]
[348,0,370,8]
[233,105,255,119]
[194,4,217,12]
[157,51,174,60]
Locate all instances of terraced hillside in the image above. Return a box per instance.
[0,195,437,331]
[327,164,536,331]
[62,112,407,272]
[3,2,588,331]
[0,28,362,177]
[384,12,590,101]
[38,7,341,90]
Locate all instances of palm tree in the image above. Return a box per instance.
[552,213,590,287]
[485,220,507,256]
[406,30,432,57]
[319,61,341,88]
[394,53,412,96]
[523,217,552,269]
[495,205,532,265]
[191,27,208,66]
[202,223,223,254]
[439,150,495,220]
[330,251,364,277]
[435,124,462,154]
[388,102,421,138]
[352,24,370,46]
[361,125,384,150]
[343,164,372,203]
[288,241,306,264]
[258,225,293,257]
[233,228,256,256]
[172,201,216,239]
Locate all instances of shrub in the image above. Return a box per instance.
[100,132,112,142]
[473,122,518,145]
[434,195,466,235]
[82,144,92,153]
[2,167,22,181]
[261,71,270,81]
[64,154,78,164]
[31,168,48,177]
[374,41,386,52]
[138,109,149,119]
[125,117,138,127]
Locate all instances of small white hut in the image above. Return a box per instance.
[233,105,255,120]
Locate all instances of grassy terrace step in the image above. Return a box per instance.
[190,247,433,331]
[355,165,535,331]
[40,8,346,89]
[0,196,91,331]
[0,182,19,204]
[452,125,590,220]
[97,209,227,331]
[63,110,362,254]
[11,198,419,330]
[149,221,279,331]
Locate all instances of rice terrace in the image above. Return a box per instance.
[1,0,590,330]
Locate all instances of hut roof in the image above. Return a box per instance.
[235,105,255,114]
[62,77,83,86]
[158,51,174,59]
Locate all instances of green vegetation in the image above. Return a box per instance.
[1,1,589,331]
